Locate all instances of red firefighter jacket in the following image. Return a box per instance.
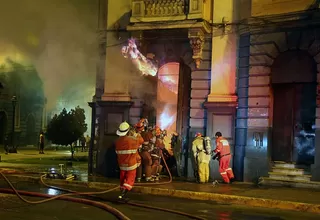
[214,137,231,156]
[115,135,144,171]
[141,131,153,142]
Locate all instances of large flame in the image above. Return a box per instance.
[159,105,176,130]
[121,38,158,76]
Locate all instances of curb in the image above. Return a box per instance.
[4,175,320,214]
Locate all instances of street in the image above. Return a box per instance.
[0,180,319,220]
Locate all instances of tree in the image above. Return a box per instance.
[46,106,87,159]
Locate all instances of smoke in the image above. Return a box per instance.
[0,0,98,128]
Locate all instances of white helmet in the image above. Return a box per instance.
[116,121,130,136]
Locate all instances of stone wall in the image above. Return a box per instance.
[240,29,320,181]
[189,38,212,135]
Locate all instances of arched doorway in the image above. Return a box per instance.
[156,61,192,174]
[271,50,316,165]
[26,114,36,145]
[0,111,8,144]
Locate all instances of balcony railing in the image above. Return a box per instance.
[131,0,205,22]
[131,0,187,22]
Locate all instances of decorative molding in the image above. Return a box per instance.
[131,0,187,22]
[188,28,205,69]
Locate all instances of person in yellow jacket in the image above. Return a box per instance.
[192,133,211,183]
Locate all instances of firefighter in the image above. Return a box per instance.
[213,131,235,184]
[171,132,182,176]
[115,121,144,200]
[135,120,153,182]
[39,132,45,154]
[192,133,211,183]
[151,126,164,181]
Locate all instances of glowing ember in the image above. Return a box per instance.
[121,38,158,76]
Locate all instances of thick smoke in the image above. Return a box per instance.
[0,0,98,132]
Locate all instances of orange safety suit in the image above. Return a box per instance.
[214,137,234,183]
[136,131,154,181]
[115,135,144,191]
[151,137,164,178]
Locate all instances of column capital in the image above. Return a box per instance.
[188,28,205,69]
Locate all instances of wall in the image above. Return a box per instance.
[190,38,212,135]
[103,0,132,97]
[241,29,320,181]
[251,0,316,17]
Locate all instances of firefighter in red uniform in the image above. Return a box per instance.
[213,131,235,184]
[151,126,164,181]
[135,119,154,182]
[115,121,144,200]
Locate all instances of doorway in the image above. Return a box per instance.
[156,61,191,174]
[271,50,316,165]
[0,111,8,144]
[272,83,316,163]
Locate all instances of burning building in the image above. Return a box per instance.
[89,0,320,184]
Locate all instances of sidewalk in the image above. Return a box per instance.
[5,174,320,214]
[0,149,88,161]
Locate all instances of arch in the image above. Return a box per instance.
[26,113,37,145]
[156,61,191,158]
[271,50,316,84]
[0,110,8,144]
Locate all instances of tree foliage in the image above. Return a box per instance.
[46,106,87,148]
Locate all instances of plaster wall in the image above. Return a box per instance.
[251,0,317,17]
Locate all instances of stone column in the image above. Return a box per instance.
[204,0,239,180]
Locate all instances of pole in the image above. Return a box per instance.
[11,98,16,150]
[88,102,96,175]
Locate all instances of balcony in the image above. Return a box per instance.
[130,0,206,23]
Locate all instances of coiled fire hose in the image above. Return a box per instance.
[0,151,206,220]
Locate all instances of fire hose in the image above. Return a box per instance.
[0,151,206,220]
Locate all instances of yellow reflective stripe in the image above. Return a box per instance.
[119,164,138,171]
[116,149,137,154]
[220,140,229,146]
[123,183,132,189]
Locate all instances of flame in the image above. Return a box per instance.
[121,38,158,76]
[159,105,176,130]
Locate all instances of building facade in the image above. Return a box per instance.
[89,0,320,182]
[0,67,47,148]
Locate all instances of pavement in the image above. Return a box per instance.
[1,148,320,215]
[1,185,319,220]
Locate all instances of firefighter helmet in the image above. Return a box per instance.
[155,126,161,136]
[116,121,130,136]
[195,132,202,138]
[134,121,144,132]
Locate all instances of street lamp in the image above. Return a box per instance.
[11,95,17,152]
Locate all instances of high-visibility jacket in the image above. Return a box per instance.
[115,135,144,171]
[141,131,154,151]
[192,137,211,164]
[214,137,231,156]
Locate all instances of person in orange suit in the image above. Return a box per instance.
[115,121,144,200]
[151,126,164,181]
[213,131,235,184]
[135,120,154,182]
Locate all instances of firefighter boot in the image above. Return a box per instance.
[118,189,129,202]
